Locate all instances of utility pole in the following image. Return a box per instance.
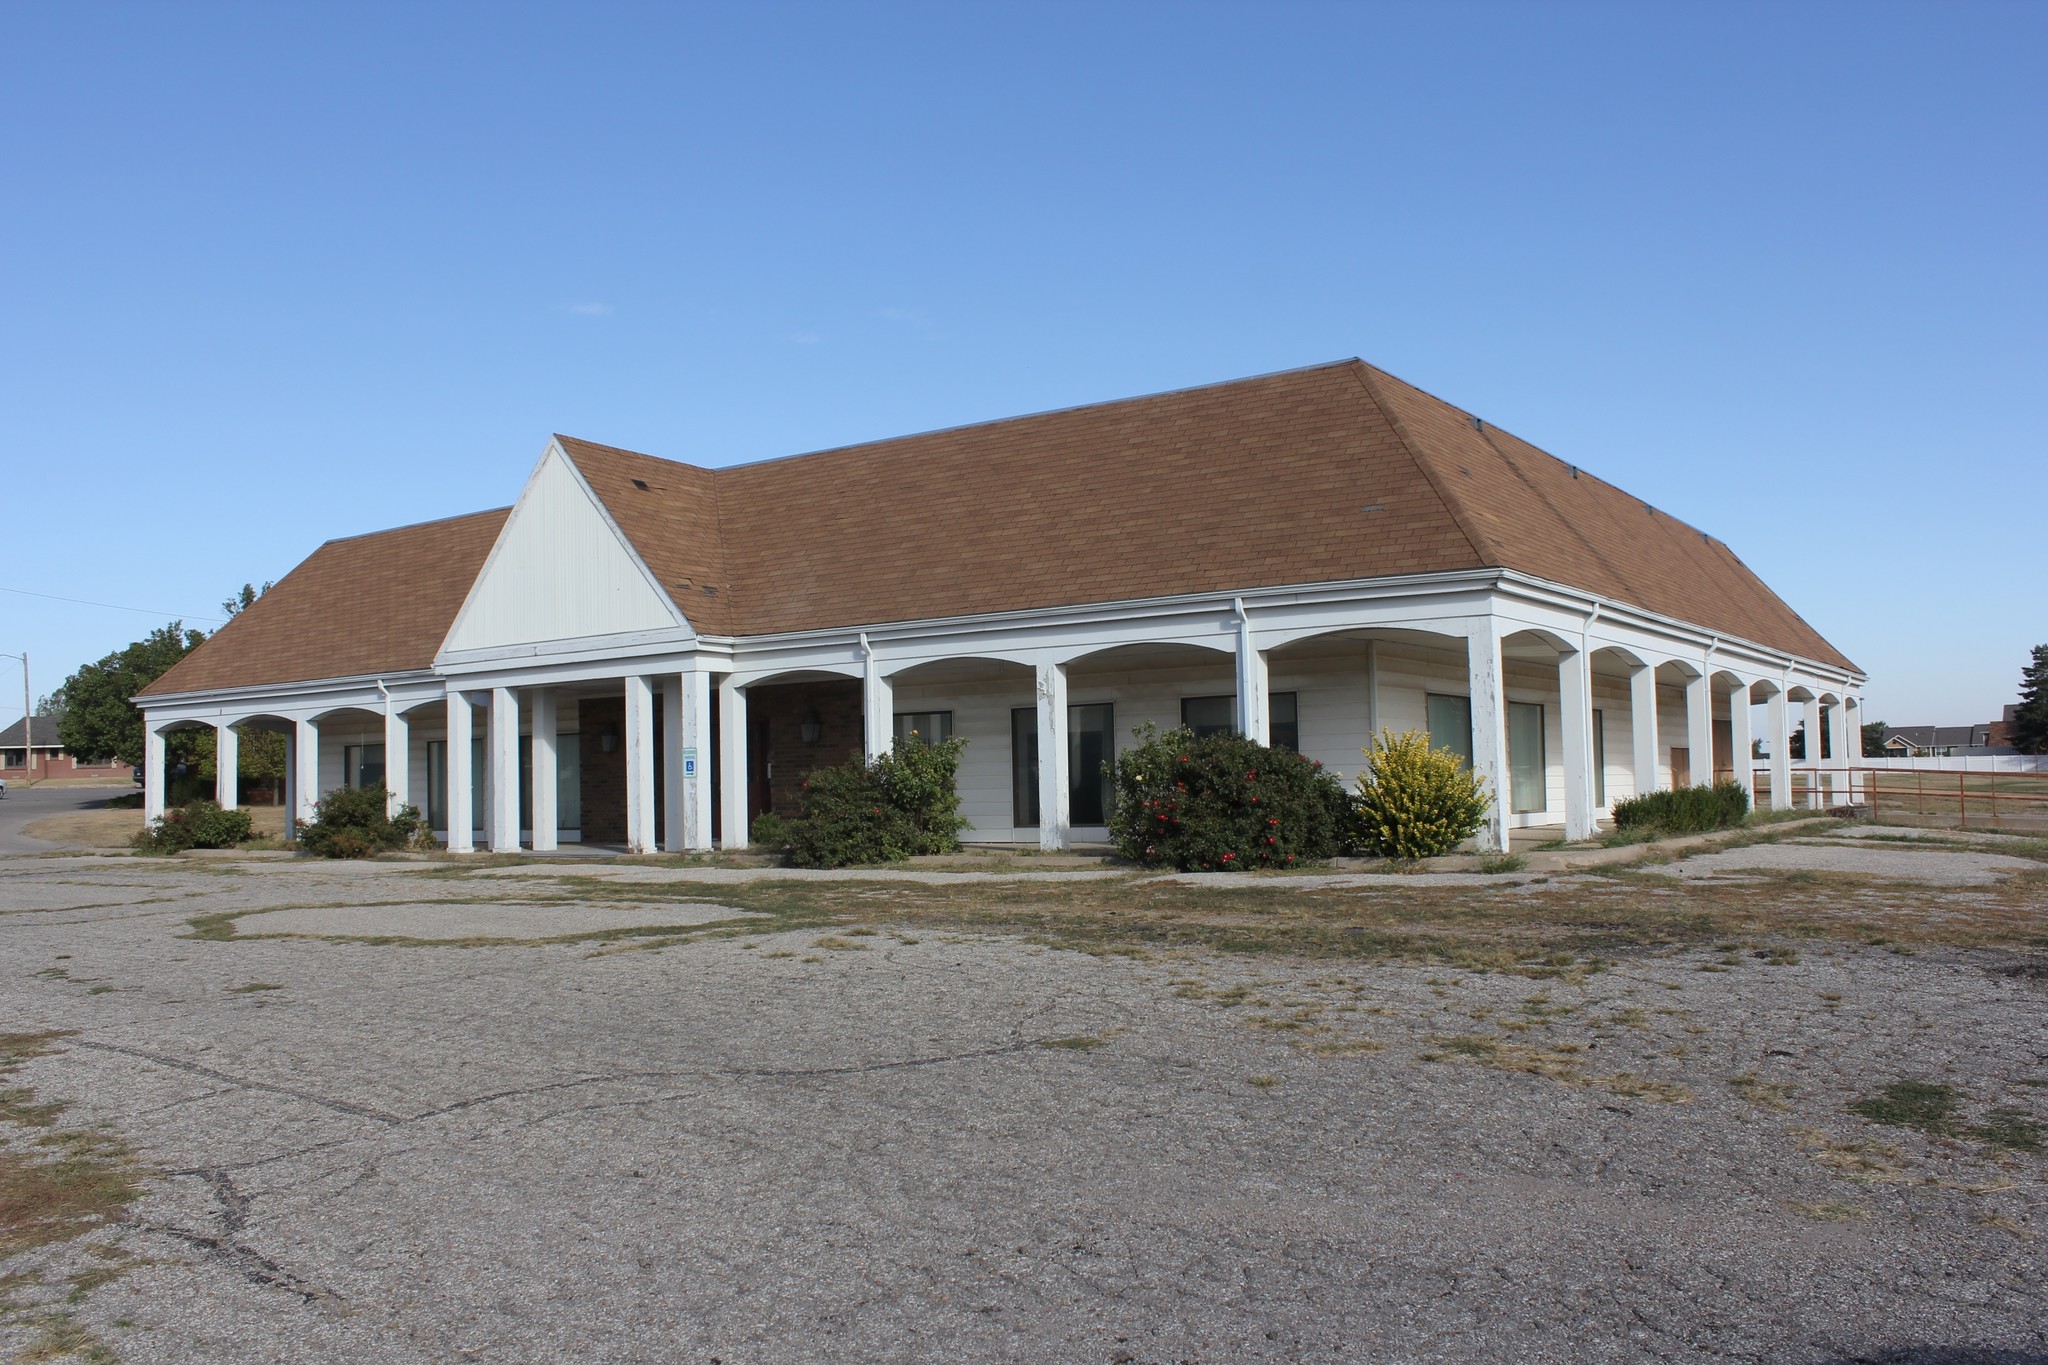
[1,651,27,784]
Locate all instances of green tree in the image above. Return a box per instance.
[2012,644,2048,755]
[1861,720,1888,757]
[221,581,272,618]
[54,623,206,766]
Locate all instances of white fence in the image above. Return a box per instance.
[1854,754,2048,774]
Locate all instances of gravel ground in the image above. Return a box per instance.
[1640,841,2042,886]
[0,848,2043,1364]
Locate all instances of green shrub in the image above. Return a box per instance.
[1609,781,1749,836]
[1107,724,1353,871]
[754,736,969,868]
[132,798,255,854]
[296,784,422,858]
[1352,729,1490,860]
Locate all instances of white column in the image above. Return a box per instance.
[445,692,473,852]
[1629,665,1659,799]
[1803,695,1825,808]
[1467,619,1509,854]
[488,687,520,852]
[1841,699,1862,802]
[624,675,656,854]
[1035,659,1070,852]
[680,668,714,850]
[280,726,296,837]
[214,722,239,809]
[144,722,167,822]
[1726,682,1754,808]
[530,689,558,852]
[294,717,320,830]
[863,641,893,762]
[1235,606,1269,744]
[719,675,748,849]
[1559,647,1596,841]
[662,681,684,852]
[384,704,410,817]
[1768,689,1792,813]
[1685,671,1713,788]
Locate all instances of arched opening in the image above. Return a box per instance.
[729,668,866,833]
[1261,626,1477,789]
[886,656,1037,842]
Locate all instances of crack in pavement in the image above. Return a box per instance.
[126,1216,342,1306]
[73,1039,405,1124]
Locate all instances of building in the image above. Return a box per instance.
[0,716,132,782]
[135,360,1864,853]
[1880,723,2011,758]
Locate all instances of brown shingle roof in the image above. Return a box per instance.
[565,360,1853,669]
[142,360,1857,698]
[139,508,508,697]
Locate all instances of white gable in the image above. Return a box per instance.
[441,443,686,655]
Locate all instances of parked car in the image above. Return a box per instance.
[0,777,8,798]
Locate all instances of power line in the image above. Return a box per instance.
[0,585,227,624]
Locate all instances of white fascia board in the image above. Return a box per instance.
[436,624,703,672]
[1492,572,1866,688]
[435,438,692,666]
[722,568,1511,670]
[436,646,729,693]
[139,671,444,724]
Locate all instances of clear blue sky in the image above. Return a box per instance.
[2,1,2041,731]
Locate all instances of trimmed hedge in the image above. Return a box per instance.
[296,784,423,858]
[751,736,969,868]
[1609,781,1750,835]
[132,799,253,854]
[1352,728,1490,859]
[1106,724,1354,871]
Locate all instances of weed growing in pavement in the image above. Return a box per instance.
[1845,1079,2044,1151]
[1247,1075,1283,1089]
[0,1032,144,1269]
[1039,1035,1110,1051]
[1478,855,1528,874]
[1730,1073,1796,1111]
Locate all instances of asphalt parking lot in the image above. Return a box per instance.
[0,783,135,855]
[0,844,2043,1363]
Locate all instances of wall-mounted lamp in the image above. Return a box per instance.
[799,709,823,744]
[599,723,619,754]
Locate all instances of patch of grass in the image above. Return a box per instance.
[1039,1035,1110,1051]
[1849,1079,1964,1136]
[1247,1075,1282,1089]
[1307,1037,1385,1056]
[1971,1107,2044,1153]
[810,935,867,952]
[1792,1128,1909,1182]
[0,1037,144,1265]
[19,1312,120,1364]
[229,982,283,994]
[1757,946,1801,966]
[1975,1211,2030,1237]
[1730,1072,1795,1111]
[1478,855,1527,874]
[761,949,796,959]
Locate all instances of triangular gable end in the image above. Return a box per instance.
[440,441,689,657]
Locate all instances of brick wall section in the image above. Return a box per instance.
[750,680,862,819]
[580,697,626,844]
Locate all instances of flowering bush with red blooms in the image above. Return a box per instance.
[1106,723,1355,871]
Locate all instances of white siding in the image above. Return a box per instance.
[443,447,683,653]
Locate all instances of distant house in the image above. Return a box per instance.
[0,716,131,781]
[1879,723,2011,758]
[1986,704,2021,752]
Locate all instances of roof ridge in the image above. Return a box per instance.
[1471,420,1641,603]
[1349,362,1500,566]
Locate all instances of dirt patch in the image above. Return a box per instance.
[235,900,766,941]
[22,807,287,849]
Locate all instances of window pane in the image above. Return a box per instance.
[558,733,581,830]
[1069,703,1112,825]
[358,743,385,791]
[1012,707,1038,827]
[1592,709,1606,808]
[1182,695,1234,738]
[894,712,952,746]
[1426,694,1473,767]
[1509,702,1545,813]
[1269,692,1298,753]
